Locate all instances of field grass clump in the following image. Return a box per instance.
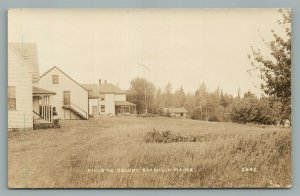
[144,128,228,143]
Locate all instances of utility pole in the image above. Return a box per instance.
[144,79,147,114]
[137,63,151,114]
[200,105,202,120]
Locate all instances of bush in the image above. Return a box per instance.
[228,97,278,125]
[33,119,60,130]
[137,113,157,118]
[144,129,216,143]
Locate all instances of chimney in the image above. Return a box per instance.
[105,80,107,84]
[99,79,101,86]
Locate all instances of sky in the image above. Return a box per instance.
[8,8,285,96]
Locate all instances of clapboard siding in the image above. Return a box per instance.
[8,47,33,129]
[89,99,99,116]
[100,94,115,115]
[115,94,126,101]
[39,67,89,120]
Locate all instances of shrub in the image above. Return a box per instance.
[228,97,278,125]
[144,129,216,143]
[33,119,60,130]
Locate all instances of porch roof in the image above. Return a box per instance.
[33,86,56,96]
[115,101,136,106]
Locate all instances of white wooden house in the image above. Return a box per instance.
[80,84,101,117]
[39,66,89,120]
[82,80,136,117]
[8,43,55,130]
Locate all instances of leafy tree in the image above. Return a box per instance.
[184,93,196,117]
[220,90,234,108]
[249,8,291,122]
[154,88,163,110]
[228,96,278,125]
[173,87,186,107]
[127,77,156,114]
[243,91,256,99]
[209,105,226,122]
[163,81,173,107]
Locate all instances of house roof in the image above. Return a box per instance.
[81,84,101,98]
[99,83,126,94]
[33,86,56,95]
[40,66,88,92]
[115,101,136,106]
[82,83,126,98]
[163,107,188,113]
[8,43,39,82]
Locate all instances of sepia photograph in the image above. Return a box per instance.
[7,8,291,188]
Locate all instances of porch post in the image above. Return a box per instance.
[44,96,46,119]
[46,96,48,121]
[45,96,47,121]
[49,96,52,122]
[41,96,43,118]
[47,96,50,121]
[44,96,46,120]
[47,96,49,121]
[42,96,44,118]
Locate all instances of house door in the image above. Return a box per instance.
[63,91,71,105]
[92,106,98,116]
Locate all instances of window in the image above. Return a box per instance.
[101,105,105,112]
[8,86,16,110]
[52,75,59,84]
[92,106,98,116]
[100,95,105,101]
[124,106,129,113]
[63,91,71,105]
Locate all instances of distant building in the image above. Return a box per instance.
[283,119,291,127]
[8,43,56,130]
[276,119,291,127]
[163,107,188,118]
[82,80,136,116]
[39,66,89,120]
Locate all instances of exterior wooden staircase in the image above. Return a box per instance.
[63,103,88,120]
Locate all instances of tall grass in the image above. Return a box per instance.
[8,117,291,188]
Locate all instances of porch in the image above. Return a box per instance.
[115,101,137,115]
[33,86,56,123]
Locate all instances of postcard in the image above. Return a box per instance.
[8,8,291,188]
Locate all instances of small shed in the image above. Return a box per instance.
[163,107,188,118]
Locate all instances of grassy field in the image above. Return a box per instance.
[8,116,291,188]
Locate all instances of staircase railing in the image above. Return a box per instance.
[63,103,88,119]
[70,103,88,119]
[33,110,43,118]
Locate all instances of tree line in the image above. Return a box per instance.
[127,78,288,125]
[127,9,291,126]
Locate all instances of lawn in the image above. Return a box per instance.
[8,116,291,188]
